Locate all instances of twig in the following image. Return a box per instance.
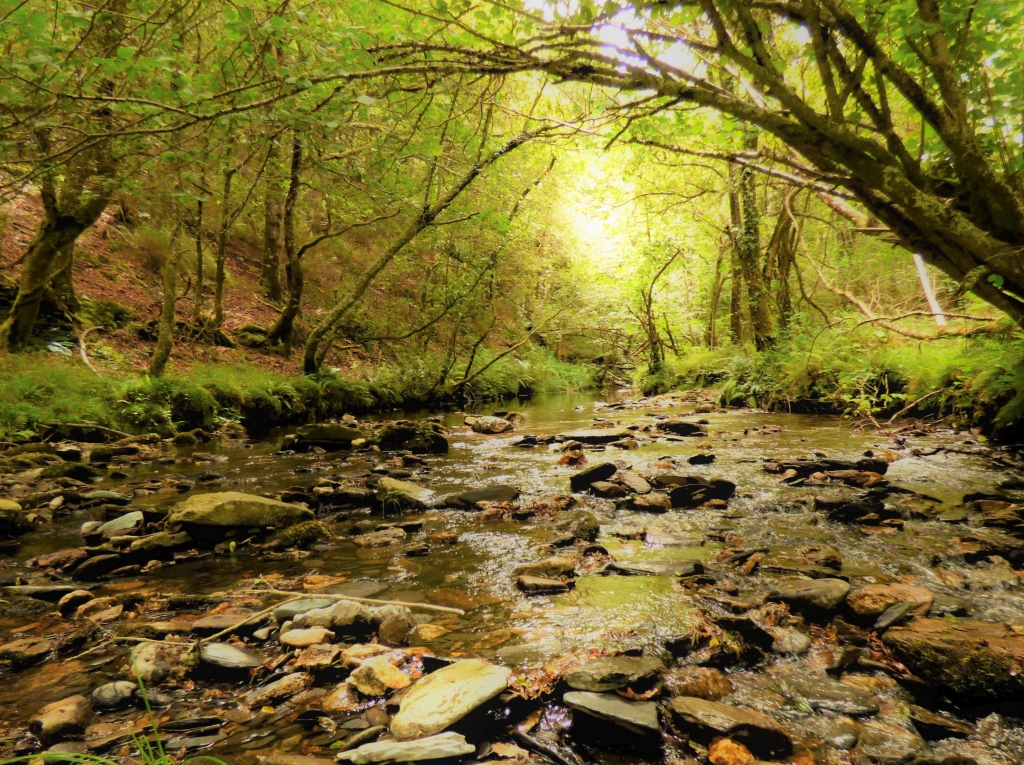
[245,587,466,615]
[78,325,102,375]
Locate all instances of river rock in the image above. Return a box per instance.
[130,530,191,555]
[348,656,411,696]
[767,577,850,613]
[882,617,1024,704]
[323,683,362,713]
[619,472,650,494]
[282,627,336,648]
[660,419,708,436]
[570,462,617,492]
[854,720,924,764]
[129,642,181,685]
[448,484,520,508]
[199,642,264,670]
[292,423,365,451]
[376,477,434,510]
[94,510,144,538]
[513,555,576,579]
[337,732,475,764]
[558,428,633,445]
[0,637,52,667]
[91,681,137,710]
[565,655,664,692]
[294,600,378,636]
[375,422,449,454]
[30,695,93,744]
[57,590,94,617]
[274,597,336,623]
[846,583,934,618]
[168,491,314,530]
[72,553,124,581]
[246,672,312,706]
[774,672,879,715]
[354,527,407,547]
[0,499,32,537]
[563,691,660,735]
[516,575,573,594]
[379,611,414,646]
[471,416,514,434]
[663,667,732,700]
[668,697,791,758]
[390,658,511,740]
[589,480,627,499]
[629,492,672,512]
[907,705,974,739]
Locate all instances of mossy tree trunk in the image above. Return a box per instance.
[149,223,184,377]
[737,134,774,351]
[212,147,237,330]
[260,136,284,303]
[727,166,747,345]
[265,133,303,351]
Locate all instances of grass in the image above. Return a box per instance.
[640,331,1024,436]
[0,347,596,440]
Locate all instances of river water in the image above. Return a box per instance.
[1,390,1022,762]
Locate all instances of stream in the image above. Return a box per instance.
[2,390,1024,765]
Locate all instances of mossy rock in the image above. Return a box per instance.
[269,520,332,549]
[374,423,449,454]
[883,617,1024,705]
[236,331,267,349]
[41,462,104,480]
[168,491,314,530]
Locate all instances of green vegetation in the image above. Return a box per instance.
[0,349,594,440]
[1,0,1022,436]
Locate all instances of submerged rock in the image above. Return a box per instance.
[565,655,663,692]
[846,583,934,618]
[663,667,732,701]
[292,423,365,451]
[376,477,434,510]
[245,672,311,706]
[774,672,879,715]
[659,419,708,437]
[767,577,850,613]
[337,732,475,764]
[168,491,314,530]
[471,416,514,434]
[563,691,660,735]
[516,575,573,594]
[390,658,511,740]
[882,617,1024,705]
[668,697,791,758]
[448,484,520,508]
[558,428,633,445]
[513,555,576,579]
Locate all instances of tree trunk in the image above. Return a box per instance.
[212,164,236,329]
[266,134,302,350]
[49,241,79,315]
[149,226,184,377]
[728,169,746,345]
[737,135,774,351]
[193,198,204,322]
[260,138,284,302]
[707,247,725,348]
[775,215,795,331]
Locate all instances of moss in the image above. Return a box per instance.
[269,519,332,549]
[166,593,217,610]
[41,462,104,480]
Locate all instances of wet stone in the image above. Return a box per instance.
[348,656,410,696]
[565,655,664,692]
[854,720,925,764]
[569,462,617,492]
[91,681,136,710]
[336,732,475,764]
[668,697,792,759]
[766,577,850,613]
[774,672,879,715]
[30,695,94,744]
[663,667,733,701]
[246,672,312,706]
[281,627,336,648]
[516,575,573,594]
[199,642,264,670]
[563,691,660,735]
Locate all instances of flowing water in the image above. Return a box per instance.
[2,390,1023,762]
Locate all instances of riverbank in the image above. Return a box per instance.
[1,391,1023,764]
[642,335,1024,439]
[0,349,595,441]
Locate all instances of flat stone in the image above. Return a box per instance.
[470,416,514,434]
[629,493,671,513]
[295,643,342,671]
[282,627,336,648]
[513,556,576,579]
[337,732,475,764]
[246,672,312,706]
[767,578,850,613]
[0,637,52,667]
[659,419,708,436]
[199,642,264,670]
[907,705,974,739]
[565,655,664,692]
[294,601,378,636]
[605,560,704,577]
[390,658,511,740]
[775,673,879,715]
[376,478,434,510]
[559,428,633,445]
[191,611,260,637]
[168,492,314,529]
[516,575,573,594]
[846,583,934,617]
[448,485,520,508]
[293,424,365,450]
[72,553,124,581]
[618,472,650,494]
[323,683,362,713]
[668,697,791,758]
[854,720,924,764]
[882,618,1024,705]
[563,691,660,735]
[589,480,627,499]
[274,597,336,623]
[348,656,411,696]
[569,462,617,492]
[94,511,144,538]
[354,527,407,547]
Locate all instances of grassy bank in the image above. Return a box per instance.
[642,334,1024,437]
[0,348,594,440]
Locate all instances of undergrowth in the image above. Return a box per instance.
[641,332,1024,437]
[0,347,595,440]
